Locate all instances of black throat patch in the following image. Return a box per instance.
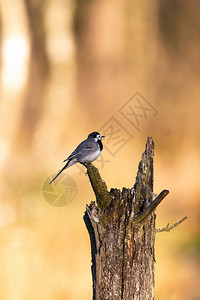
[97,140,103,151]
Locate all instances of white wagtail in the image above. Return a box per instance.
[49,132,105,184]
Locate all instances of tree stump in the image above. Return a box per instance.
[84,137,182,300]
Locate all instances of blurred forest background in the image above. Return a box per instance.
[1,0,200,299]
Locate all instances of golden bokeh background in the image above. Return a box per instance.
[1,0,200,299]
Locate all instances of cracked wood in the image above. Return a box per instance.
[84,137,166,300]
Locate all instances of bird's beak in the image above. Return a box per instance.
[101,135,105,138]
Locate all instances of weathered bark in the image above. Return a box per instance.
[84,137,168,300]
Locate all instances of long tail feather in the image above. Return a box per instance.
[49,163,68,184]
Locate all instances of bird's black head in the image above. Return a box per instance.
[88,132,105,141]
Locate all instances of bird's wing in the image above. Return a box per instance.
[63,139,95,162]
[63,150,78,162]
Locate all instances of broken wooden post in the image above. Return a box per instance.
[84,137,187,300]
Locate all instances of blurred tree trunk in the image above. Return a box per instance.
[73,0,159,120]
[18,0,50,148]
[84,137,169,299]
[73,0,124,116]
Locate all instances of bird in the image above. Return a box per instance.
[49,131,105,184]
